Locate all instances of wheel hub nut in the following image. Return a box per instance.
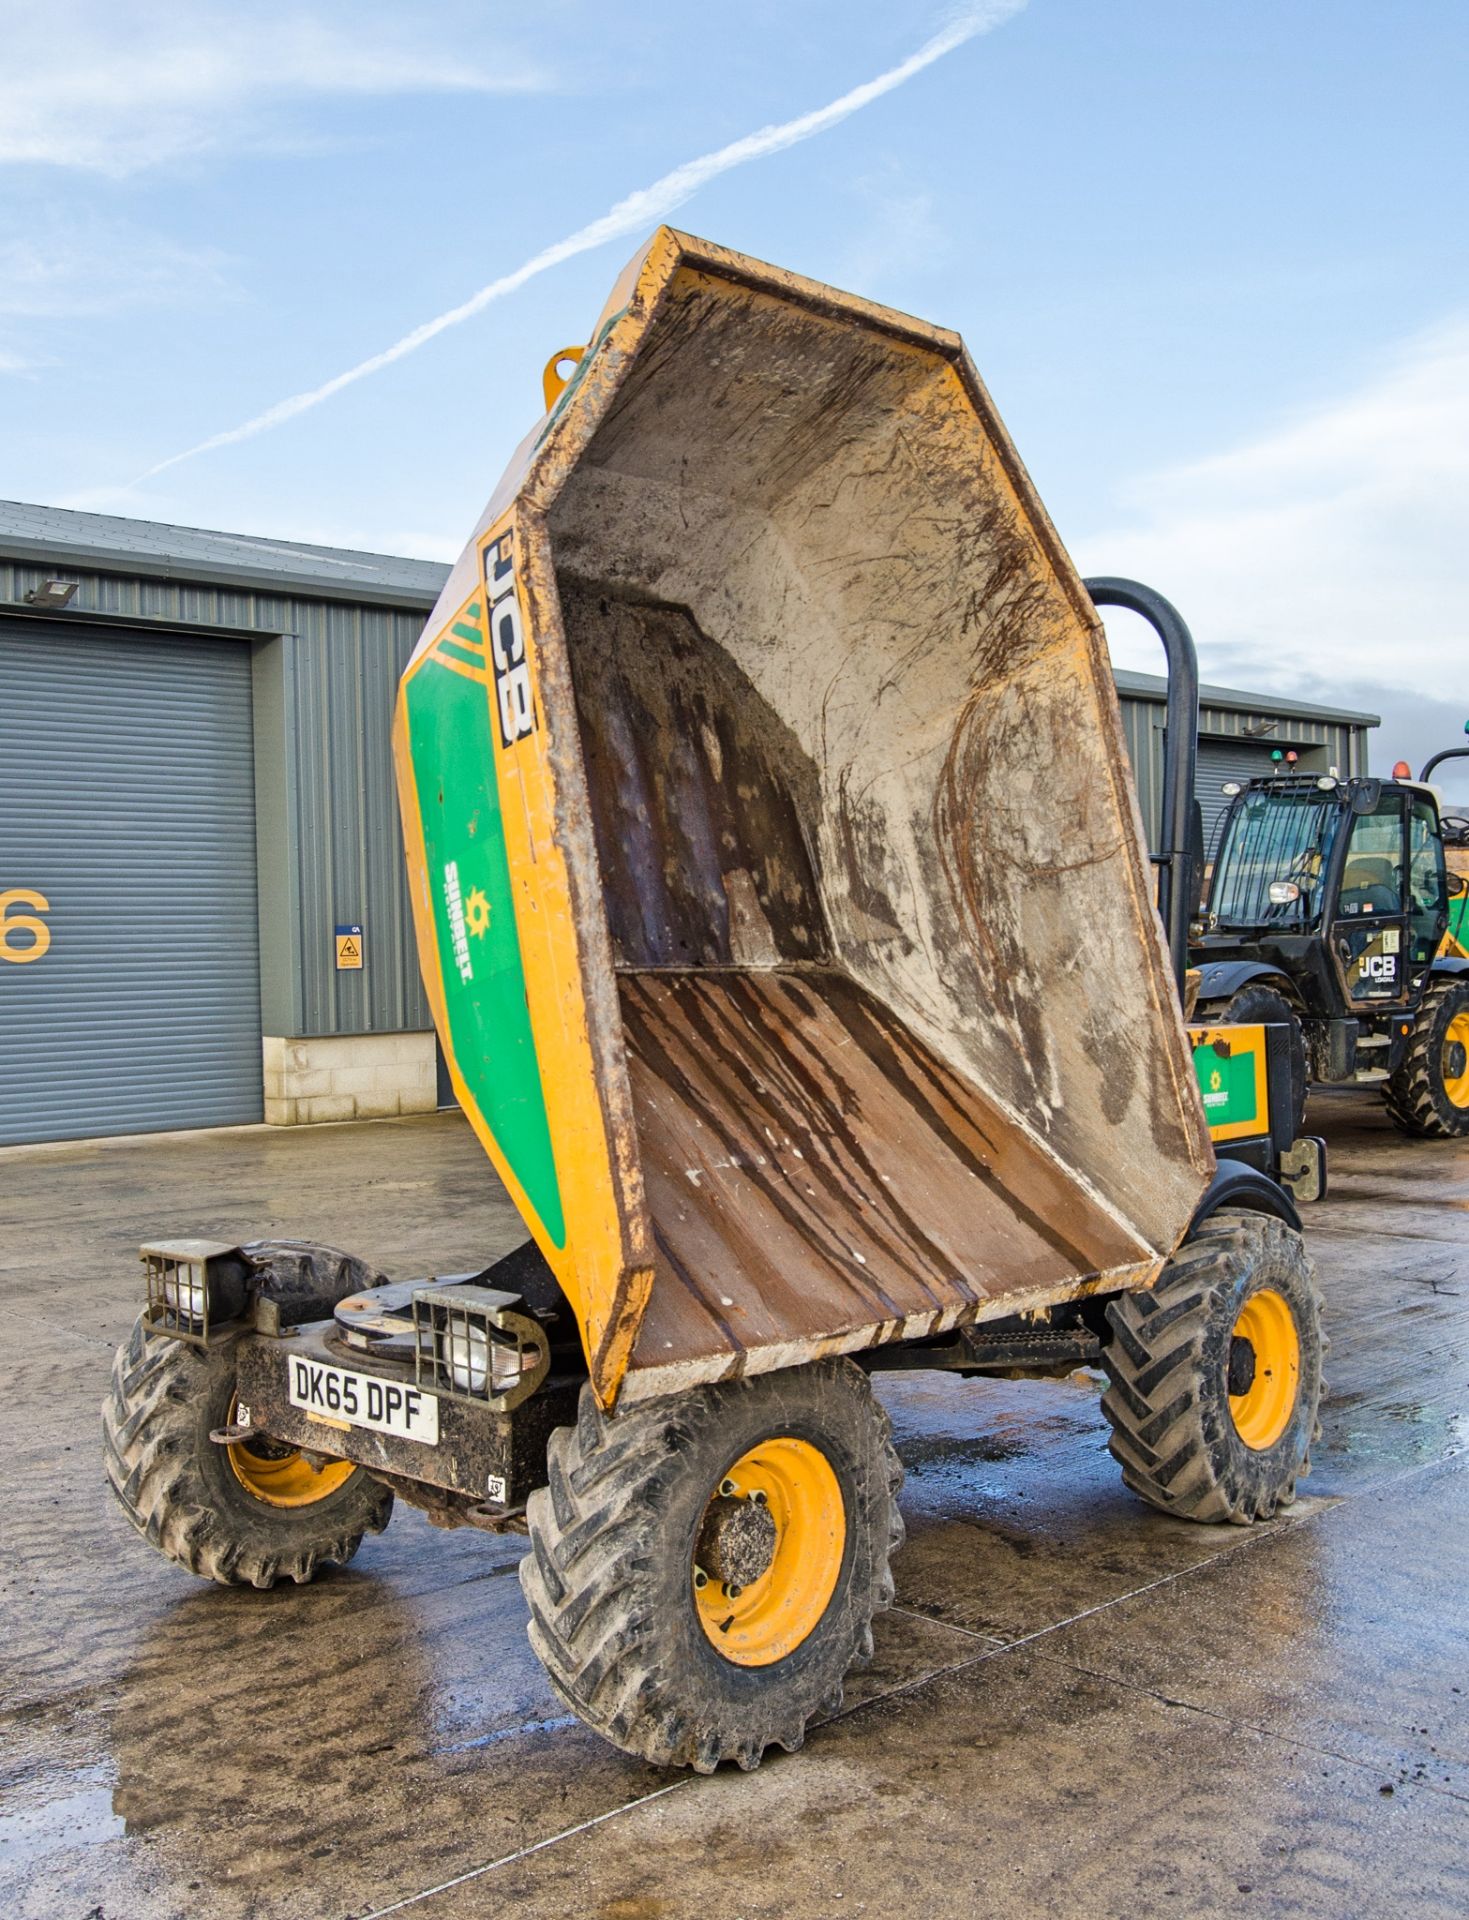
[1227,1335,1257,1397]
[697,1493,778,1590]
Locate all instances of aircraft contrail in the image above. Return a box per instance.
[134,4,1026,482]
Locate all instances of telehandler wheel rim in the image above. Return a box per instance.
[225,1398,356,1509]
[1442,1010,1469,1108]
[1227,1290,1301,1451]
[693,1437,845,1667]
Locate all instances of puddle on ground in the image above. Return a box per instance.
[0,1767,124,1873]
[896,1433,1031,1472]
[432,1714,577,1755]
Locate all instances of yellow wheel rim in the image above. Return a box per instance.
[1227,1290,1301,1451]
[693,1437,845,1668]
[1442,1010,1469,1108]
[226,1397,356,1509]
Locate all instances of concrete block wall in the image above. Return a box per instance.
[263,1032,437,1126]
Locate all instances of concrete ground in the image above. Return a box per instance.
[1,1091,1465,1920]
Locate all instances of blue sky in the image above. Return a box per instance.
[3,0,1467,793]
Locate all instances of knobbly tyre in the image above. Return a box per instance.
[104,231,1325,1773]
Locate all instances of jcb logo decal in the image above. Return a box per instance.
[483,529,537,750]
[1361,953,1397,982]
[1,888,51,964]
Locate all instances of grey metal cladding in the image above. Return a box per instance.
[282,608,432,1037]
[1112,667,1380,731]
[0,556,434,1043]
[0,498,448,610]
[1195,739,1286,856]
[0,619,263,1144]
[1116,683,1367,852]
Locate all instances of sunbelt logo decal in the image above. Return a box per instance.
[484,529,536,749]
[443,861,492,983]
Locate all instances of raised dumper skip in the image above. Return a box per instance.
[103,230,1325,1772]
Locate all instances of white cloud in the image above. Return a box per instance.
[0,220,232,318]
[0,1,548,175]
[134,2,1028,481]
[1074,319,1469,704]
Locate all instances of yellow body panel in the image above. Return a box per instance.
[1187,1023,1270,1144]
[394,532,651,1389]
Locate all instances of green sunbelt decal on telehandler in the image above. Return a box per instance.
[1193,1039,1259,1131]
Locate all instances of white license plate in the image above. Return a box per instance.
[286,1355,440,1445]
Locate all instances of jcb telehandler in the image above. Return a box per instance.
[104,231,1324,1773]
[1191,731,1469,1139]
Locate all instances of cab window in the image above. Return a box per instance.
[1337,797,1405,918]
[1209,789,1341,928]
[1407,797,1448,963]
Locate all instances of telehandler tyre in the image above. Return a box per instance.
[103,1312,392,1588]
[1383,977,1469,1139]
[1100,1211,1323,1525]
[520,1357,904,1772]
[1206,983,1308,1137]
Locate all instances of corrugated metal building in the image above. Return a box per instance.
[0,502,442,1146]
[1114,667,1379,856]
[0,501,1379,1146]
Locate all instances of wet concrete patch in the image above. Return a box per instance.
[417,1644,1469,1920]
[2,1093,1467,1917]
[1033,1455,1469,1800]
[0,1768,124,1875]
[875,1370,1329,1642]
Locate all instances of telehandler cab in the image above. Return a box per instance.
[104,231,1324,1773]
[1191,730,1469,1140]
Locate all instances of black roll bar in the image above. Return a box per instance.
[1084,577,1200,993]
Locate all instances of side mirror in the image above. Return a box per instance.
[1448,872,1468,900]
[1350,779,1382,814]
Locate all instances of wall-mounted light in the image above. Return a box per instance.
[25,578,78,609]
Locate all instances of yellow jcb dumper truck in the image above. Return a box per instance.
[104,231,1324,1773]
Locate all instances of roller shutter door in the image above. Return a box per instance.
[0,621,262,1144]
[1197,737,1281,859]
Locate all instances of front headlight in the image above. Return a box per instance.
[1268,880,1301,906]
[162,1266,209,1323]
[414,1283,551,1411]
[444,1321,525,1395]
[141,1240,249,1342]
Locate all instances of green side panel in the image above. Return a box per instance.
[1193,1039,1261,1133]
[403,660,565,1246]
[1448,895,1469,958]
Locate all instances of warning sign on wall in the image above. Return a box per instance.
[335,924,364,970]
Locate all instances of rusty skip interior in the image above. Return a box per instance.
[541,258,1209,1388]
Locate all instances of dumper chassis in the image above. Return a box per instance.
[103,231,1326,1773]
[105,1202,1322,1767]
